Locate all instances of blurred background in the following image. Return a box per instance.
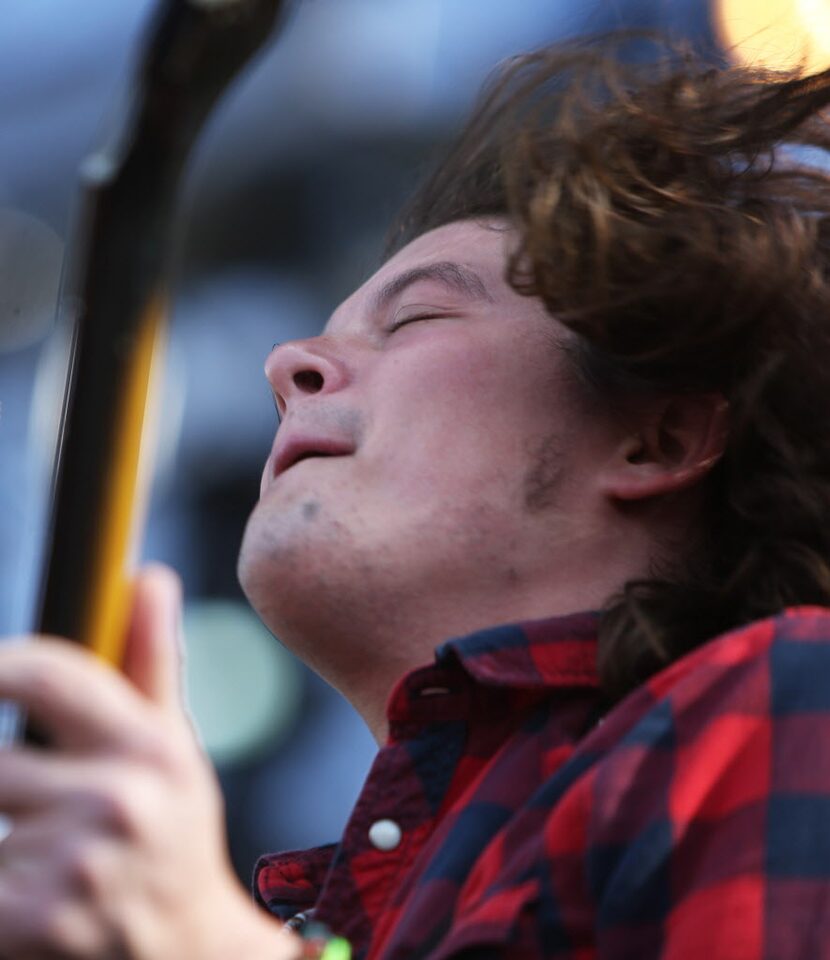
[0,0,824,883]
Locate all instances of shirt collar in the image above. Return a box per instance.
[435,610,601,690]
[258,611,603,921]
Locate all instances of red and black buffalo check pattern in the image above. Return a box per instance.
[255,607,830,958]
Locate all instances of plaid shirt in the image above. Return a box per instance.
[255,607,830,958]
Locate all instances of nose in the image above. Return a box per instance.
[265,336,351,419]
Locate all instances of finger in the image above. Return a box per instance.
[0,642,151,753]
[0,824,113,958]
[0,890,105,960]
[0,810,89,858]
[122,564,184,711]
[0,749,103,817]
[0,748,70,815]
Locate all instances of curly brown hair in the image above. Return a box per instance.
[387,36,830,702]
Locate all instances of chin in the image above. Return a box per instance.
[236,524,349,681]
[236,500,288,616]
[237,543,297,646]
[236,495,346,631]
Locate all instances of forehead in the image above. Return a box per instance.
[326,219,517,331]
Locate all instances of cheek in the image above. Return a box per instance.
[368,341,555,493]
[380,345,501,449]
[386,339,511,416]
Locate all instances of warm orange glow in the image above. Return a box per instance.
[714,0,830,71]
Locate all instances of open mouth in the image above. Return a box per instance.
[273,439,353,478]
[287,450,336,470]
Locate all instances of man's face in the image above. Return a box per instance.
[238,220,605,679]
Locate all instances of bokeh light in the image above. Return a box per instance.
[715,0,830,70]
[0,210,62,353]
[183,599,303,767]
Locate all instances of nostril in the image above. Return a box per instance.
[293,369,324,393]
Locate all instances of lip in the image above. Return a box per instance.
[271,434,354,479]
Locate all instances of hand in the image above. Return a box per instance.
[0,565,301,960]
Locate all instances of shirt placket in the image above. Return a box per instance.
[313,666,473,957]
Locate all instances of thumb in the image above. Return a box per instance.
[123,563,185,711]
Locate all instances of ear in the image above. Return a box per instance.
[599,392,729,503]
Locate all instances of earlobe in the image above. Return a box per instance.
[601,393,729,503]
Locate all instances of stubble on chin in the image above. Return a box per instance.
[237,494,373,637]
[237,493,324,610]
[236,498,412,684]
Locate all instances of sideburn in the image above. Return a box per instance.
[522,431,567,513]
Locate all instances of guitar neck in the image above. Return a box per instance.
[35,0,286,659]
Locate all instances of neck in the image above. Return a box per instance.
[282,535,657,743]
[249,505,675,745]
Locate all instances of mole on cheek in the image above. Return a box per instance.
[302,500,320,521]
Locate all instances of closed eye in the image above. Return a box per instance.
[387,304,446,334]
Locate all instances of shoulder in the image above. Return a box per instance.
[590,605,830,800]
[588,607,830,817]
[576,606,830,854]
[574,608,830,956]
[636,604,830,721]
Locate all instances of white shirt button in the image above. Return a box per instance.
[368,819,402,851]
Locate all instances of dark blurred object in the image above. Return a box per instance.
[34,0,288,671]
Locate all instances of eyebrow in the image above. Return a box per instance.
[371,260,495,314]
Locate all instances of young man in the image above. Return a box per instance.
[1,38,830,960]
